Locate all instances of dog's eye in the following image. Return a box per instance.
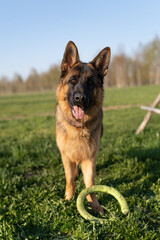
[87,77,94,86]
[68,77,78,85]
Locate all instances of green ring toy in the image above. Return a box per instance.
[76,185,129,223]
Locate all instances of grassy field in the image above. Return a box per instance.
[0,85,160,239]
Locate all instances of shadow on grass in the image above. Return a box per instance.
[127,147,160,180]
[127,147,160,162]
[97,147,160,199]
[12,222,69,240]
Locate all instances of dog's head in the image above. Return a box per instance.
[57,41,111,122]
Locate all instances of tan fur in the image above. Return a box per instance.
[55,41,110,213]
[56,82,103,212]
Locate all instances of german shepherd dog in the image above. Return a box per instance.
[56,41,111,213]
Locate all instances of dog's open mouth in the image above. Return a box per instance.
[72,106,84,120]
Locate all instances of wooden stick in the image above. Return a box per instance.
[136,94,160,134]
[141,106,160,114]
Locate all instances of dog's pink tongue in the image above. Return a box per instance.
[73,106,84,120]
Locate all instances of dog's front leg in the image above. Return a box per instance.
[61,154,76,201]
[81,159,104,214]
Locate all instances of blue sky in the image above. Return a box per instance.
[0,0,160,80]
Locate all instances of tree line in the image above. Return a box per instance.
[0,36,160,94]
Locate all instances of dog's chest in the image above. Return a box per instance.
[56,125,100,163]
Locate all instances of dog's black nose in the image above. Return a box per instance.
[74,92,86,103]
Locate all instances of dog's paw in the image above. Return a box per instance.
[65,192,75,201]
[89,202,105,215]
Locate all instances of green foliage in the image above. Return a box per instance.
[0,86,160,239]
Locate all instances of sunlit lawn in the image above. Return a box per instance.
[0,85,160,239]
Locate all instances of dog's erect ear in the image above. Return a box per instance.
[61,41,80,73]
[91,47,111,78]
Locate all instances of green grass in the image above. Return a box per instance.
[0,85,160,239]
